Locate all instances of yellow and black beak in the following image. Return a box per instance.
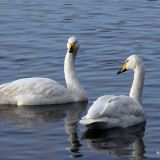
[117,62,127,74]
[67,43,75,53]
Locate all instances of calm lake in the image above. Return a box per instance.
[0,0,160,159]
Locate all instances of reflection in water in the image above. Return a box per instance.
[82,123,146,160]
[0,102,87,126]
[0,104,67,127]
[64,102,88,158]
[0,102,88,158]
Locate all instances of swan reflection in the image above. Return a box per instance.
[82,122,146,159]
[0,102,88,158]
[64,102,88,158]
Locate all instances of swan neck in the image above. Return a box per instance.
[132,138,145,158]
[64,51,87,101]
[129,65,144,104]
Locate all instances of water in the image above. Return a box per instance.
[0,0,159,159]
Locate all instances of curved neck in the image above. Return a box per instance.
[64,51,87,101]
[129,65,145,104]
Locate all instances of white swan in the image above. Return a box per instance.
[80,55,146,128]
[0,36,87,106]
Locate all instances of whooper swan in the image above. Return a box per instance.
[79,55,146,128]
[0,37,87,106]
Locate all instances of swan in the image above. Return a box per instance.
[79,55,146,128]
[0,36,87,106]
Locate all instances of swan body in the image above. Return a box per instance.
[0,37,87,106]
[80,95,145,128]
[80,55,146,128]
[0,78,71,105]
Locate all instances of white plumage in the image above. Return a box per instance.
[0,78,70,105]
[0,37,87,106]
[80,95,145,128]
[80,55,146,128]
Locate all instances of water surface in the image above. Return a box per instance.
[0,0,160,159]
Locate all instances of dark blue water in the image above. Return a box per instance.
[0,0,160,159]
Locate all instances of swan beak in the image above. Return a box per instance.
[67,43,75,53]
[117,62,127,74]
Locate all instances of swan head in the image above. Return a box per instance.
[67,36,80,54]
[117,55,143,74]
